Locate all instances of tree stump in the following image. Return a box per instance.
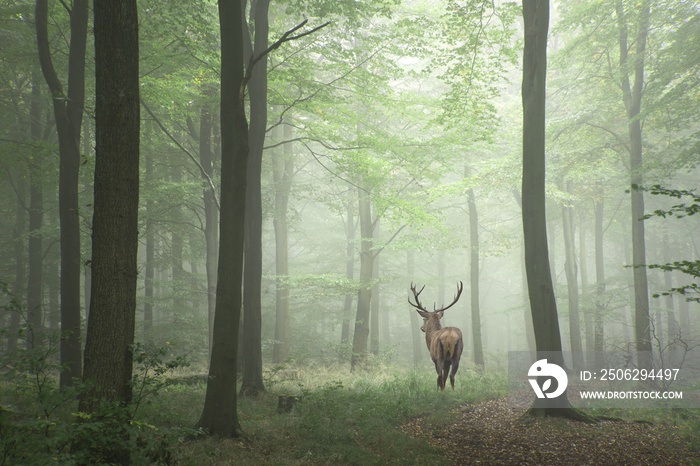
[277,395,302,413]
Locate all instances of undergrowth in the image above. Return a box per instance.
[169,363,507,465]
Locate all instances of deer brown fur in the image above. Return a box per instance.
[409,282,464,391]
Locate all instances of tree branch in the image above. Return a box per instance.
[241,20,330,97]
[140,98,220,211]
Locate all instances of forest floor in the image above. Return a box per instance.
[402,397,700,465]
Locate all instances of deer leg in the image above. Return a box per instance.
[441,362,451,392]
[449,361,458,389]
[449,340,463,389]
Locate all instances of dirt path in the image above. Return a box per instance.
[402,398,699,465]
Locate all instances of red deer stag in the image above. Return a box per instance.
[409,282,464,391]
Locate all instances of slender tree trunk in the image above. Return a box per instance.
[144,122,155,340]
[240,0,270,397]
[36,0,88,387]
[407,249,422,368]
[579,209,594,356]
[466,180,484,367]
[272,118,293,363]
[26,67,44,348]
[196,0,247,438]
[10,176,26,353]
[340,186,355,350]
[199,99,218,358]
[615,0,652,367]
[80,0,140,421]
[171,165,185,319]
[561,181,583,371]
[594,190,606,367]
[370,222,380,356]
[663,234,678,346]
[48,259,59,330]
[351,176,374,371]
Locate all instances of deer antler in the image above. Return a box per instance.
[434,281,463,313]
[408,283,428,311]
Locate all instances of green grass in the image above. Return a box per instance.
[159,363,507,465]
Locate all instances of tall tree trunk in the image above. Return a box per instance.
[407,249,422,368]
[663,234,678,347]
[80,0,140,419]
[144,122,155,341]
[522,0,585,419]
[593,189,607,369]
[561,181,583,371]
[240,0,270,397]
[466,173,484,367]
[272,118,293,363]
[26,67,44,348]
[196,0,247,438]
[340,186,355,350]
[351,176,374,371]
[370,221,380,356]
[171,165,185,319]
[615,0,652,367]
[36,0,88,387]
[199,99,218,359]
[579,210,594,356]
[10,175,26,353]
[512,190,536,354]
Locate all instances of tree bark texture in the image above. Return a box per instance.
[196,0,247,438]
[521,0,594,421]
[241,0,270,397]
[36,0,88,387]
[521,0,563,357]
[80,0,140,410]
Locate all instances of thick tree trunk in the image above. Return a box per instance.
[240,0,270,397]
[272,119,293,363]
[522,0,591,420]
[522,0,561,355]
[196,0,247,438]
[80,0,140,415]
[36,0,88,387]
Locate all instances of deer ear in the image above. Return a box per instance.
[436,310,445,318]
[415,309,431,319]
